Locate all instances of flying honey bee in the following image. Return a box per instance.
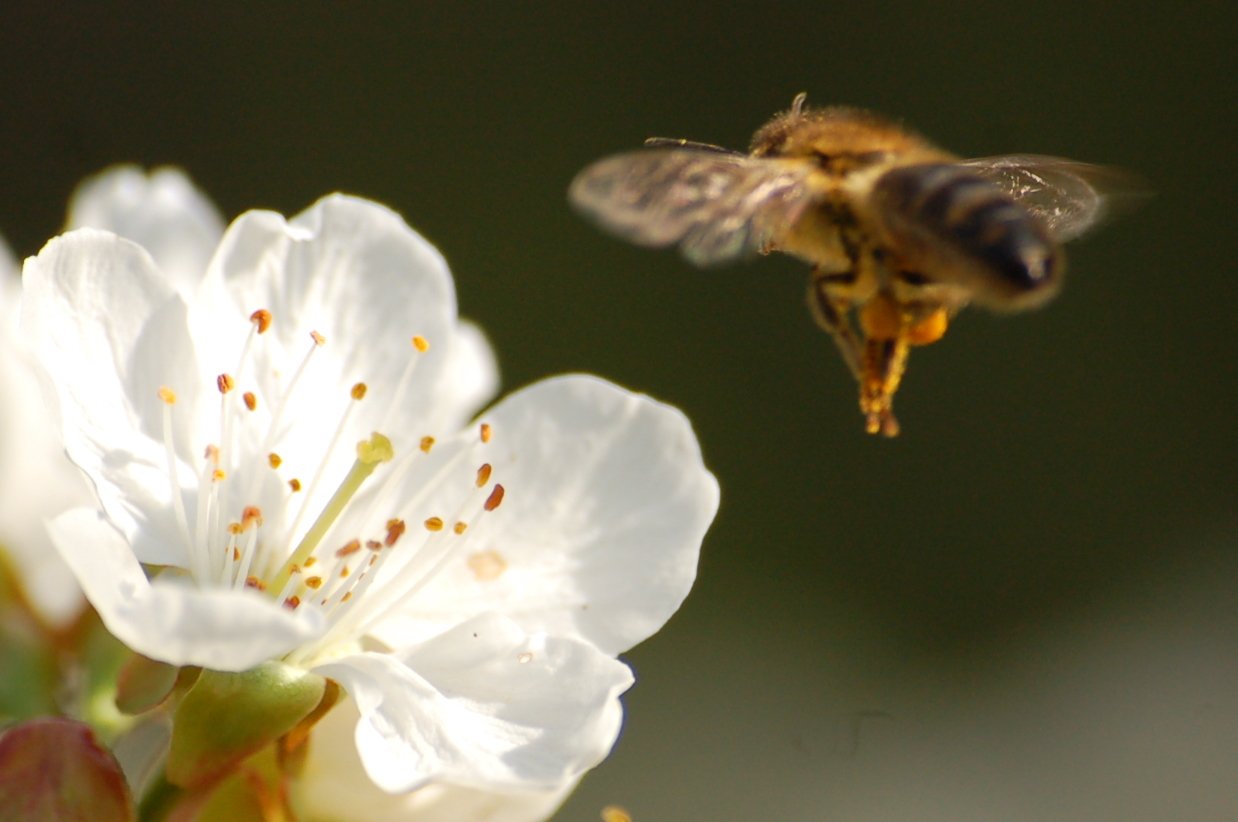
[569,93,1139,436]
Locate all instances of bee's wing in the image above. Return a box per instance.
[569,149,818,266]
[962,154,1147,243]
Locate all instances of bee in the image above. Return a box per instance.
[569,93,1139,436]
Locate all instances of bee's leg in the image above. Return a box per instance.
[806,266,864,381]
[859,337,909,438]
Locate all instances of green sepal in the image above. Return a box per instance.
[114,654,181,715]
[165,662,326,789]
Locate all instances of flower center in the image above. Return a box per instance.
[154,308,505,662]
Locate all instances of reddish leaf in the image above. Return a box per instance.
[0,717,133,821]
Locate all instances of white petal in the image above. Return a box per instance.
[290,699,580,822]
[314,613,632,793]
[66,165,225,294]
[431,318,500,432]
[197,195,462,455]
[387,374,719,656]
[46,508,324,670]
[21,229,201,565]
[0,322,91,626]
[1,231,19,326]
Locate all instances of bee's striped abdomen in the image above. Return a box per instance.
[872,163,1062,308]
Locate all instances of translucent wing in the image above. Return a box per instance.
[569,149,818,266]
[962,154,1146,243]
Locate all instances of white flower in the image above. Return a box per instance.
[24,194,718,793]
[1,166,224,628]
[288,697,586,822]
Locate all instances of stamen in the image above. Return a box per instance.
[284,379,372,546]
[475,463,492,487]
[379,335,431,432]
[480,423,493,443]
[243,330,326,504]
[420,436,435,453]
[217,373,235,394]
[157,387,201,577]
[271,432,394,594]
[484,484,505,511]
[269,453,282,469]
[336,469,506,641]
[243,392,258,411]
[424,517,444,531]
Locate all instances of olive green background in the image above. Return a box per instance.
[2,3,1234,819]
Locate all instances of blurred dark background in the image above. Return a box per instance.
[2,3,1234,819]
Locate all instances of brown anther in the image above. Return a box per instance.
[232,546,241,561]
[304,576,324,590]
[288,478,302,492]
[339,565,352,578]
[158,386,177,404]
[475,463,492,488]
[228,522,243,535]
[351,382,368,401]
[241,506,264,528]
[204,444,220,463]
[453,521,468,535]
[341,591,353,603]
[304,556,317,568]
[419,436,435,453]
[484,484,505,512]
[283,595,301,610]
[217,373,235,394]
[424,516,444,532]
[212,469,226,482]
[480,422,493,443]
[335,539,362,558]
[245,576,266,591]
[365,539,382,550]
[268,452,283,469]
[412,335,430,353]
[385,518,406,546]
[243,391,258,411]
[310,330,326,346]
[250,309,272,334]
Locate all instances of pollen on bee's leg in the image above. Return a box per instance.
[859,294,901,341]
[907,308,949,346]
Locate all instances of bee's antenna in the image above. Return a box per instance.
[790,92,808,117]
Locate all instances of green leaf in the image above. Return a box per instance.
[166,663,326,789]
[0,717,134,822]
